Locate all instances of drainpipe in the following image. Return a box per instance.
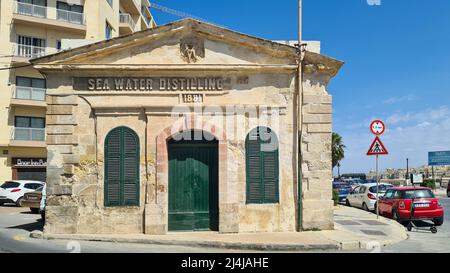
[297,0,304,232]
[142,108,149,233]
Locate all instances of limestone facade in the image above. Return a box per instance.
[32,19,343,235]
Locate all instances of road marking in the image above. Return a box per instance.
[13,235,25,241]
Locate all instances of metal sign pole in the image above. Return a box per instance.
[376,154,379,219]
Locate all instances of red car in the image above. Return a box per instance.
[377,186,444,226]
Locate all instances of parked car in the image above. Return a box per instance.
[0,181,45,207]
[346,183,393,211]
[447,181,450,197]
[344,178,367,190]
[22,186,44,214]
[378,186,444,226]
[333,182,352,203]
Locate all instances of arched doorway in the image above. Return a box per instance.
[168,130,219,231]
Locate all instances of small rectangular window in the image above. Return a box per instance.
[16,76,45,88]
[15,116,45,128]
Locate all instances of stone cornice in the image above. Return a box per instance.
[33,64,299,73]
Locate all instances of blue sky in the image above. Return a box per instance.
[151,0,450,173]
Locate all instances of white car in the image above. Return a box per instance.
[346,183,393,211]
[0,180,45,207]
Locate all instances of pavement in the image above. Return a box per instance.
[26,205,407,252]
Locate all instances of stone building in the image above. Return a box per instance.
[31,19,343,235]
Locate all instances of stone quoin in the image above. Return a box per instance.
[31,19,343,235]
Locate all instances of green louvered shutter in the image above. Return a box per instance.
[262,144,279,203]
[104,127,140,207]
[105,128,121,206]
[246,127,279,204]
[123,128,140,206]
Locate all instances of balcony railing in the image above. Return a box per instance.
[14,86,46,101]
[13,1,47,18]
[120,13,136,31]
[11,127,45,141]
[15,44,57,59]
[133,0,141,10]
[57,9,85,25]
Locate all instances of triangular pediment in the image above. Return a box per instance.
[32,19,299,66]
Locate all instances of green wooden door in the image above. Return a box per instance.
[168,138,218,231]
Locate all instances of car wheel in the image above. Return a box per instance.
[447,192,450,198]
[30,208,39,214]
[346,199,351,206]
[40,211,45,223]
[15,197,23,207]
[392,210,401,223]
[433,217,444,226]
[362,203,369,211]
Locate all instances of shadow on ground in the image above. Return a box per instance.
[7,219,43,232]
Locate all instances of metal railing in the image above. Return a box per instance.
[13,1,47,18]
[14,86,46,101]
[133,0,141,10]
[120,13,136,31]
[143,14,152,27]
[15,44,47,58]
[57,9,85,25]
[11,127,45,141]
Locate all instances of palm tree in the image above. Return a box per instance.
[332,132,346,171]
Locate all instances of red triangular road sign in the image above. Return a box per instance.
[367,136,388,156]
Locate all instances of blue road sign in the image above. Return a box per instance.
[428,151,450,166]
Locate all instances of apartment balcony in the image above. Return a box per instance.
[120,0,141,15]
[14,1,47,18]
[12,1,86,34]
[9,127,46,148]
[10,86,47,108]
[119,13,137,35]
[56,9,85,25]
[11,44,57,64]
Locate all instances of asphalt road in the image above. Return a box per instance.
[378,196,450,253]
[1,197,449,253]
[0,205,239,253]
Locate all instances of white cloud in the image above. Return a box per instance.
[383,94,416,104]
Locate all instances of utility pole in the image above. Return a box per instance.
[296,0,303,232]
[406,158,409,186]
[376,155,379,219]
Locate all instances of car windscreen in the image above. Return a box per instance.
[403,189,435,199]
[36,186,44,192]
[0,181,20,189]
[369,185,393,193]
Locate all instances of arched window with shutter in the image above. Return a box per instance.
[104,126,140,207]
[245,127,279,204]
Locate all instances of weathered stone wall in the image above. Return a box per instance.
[300,61,336,230]
[43,71,300,235]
